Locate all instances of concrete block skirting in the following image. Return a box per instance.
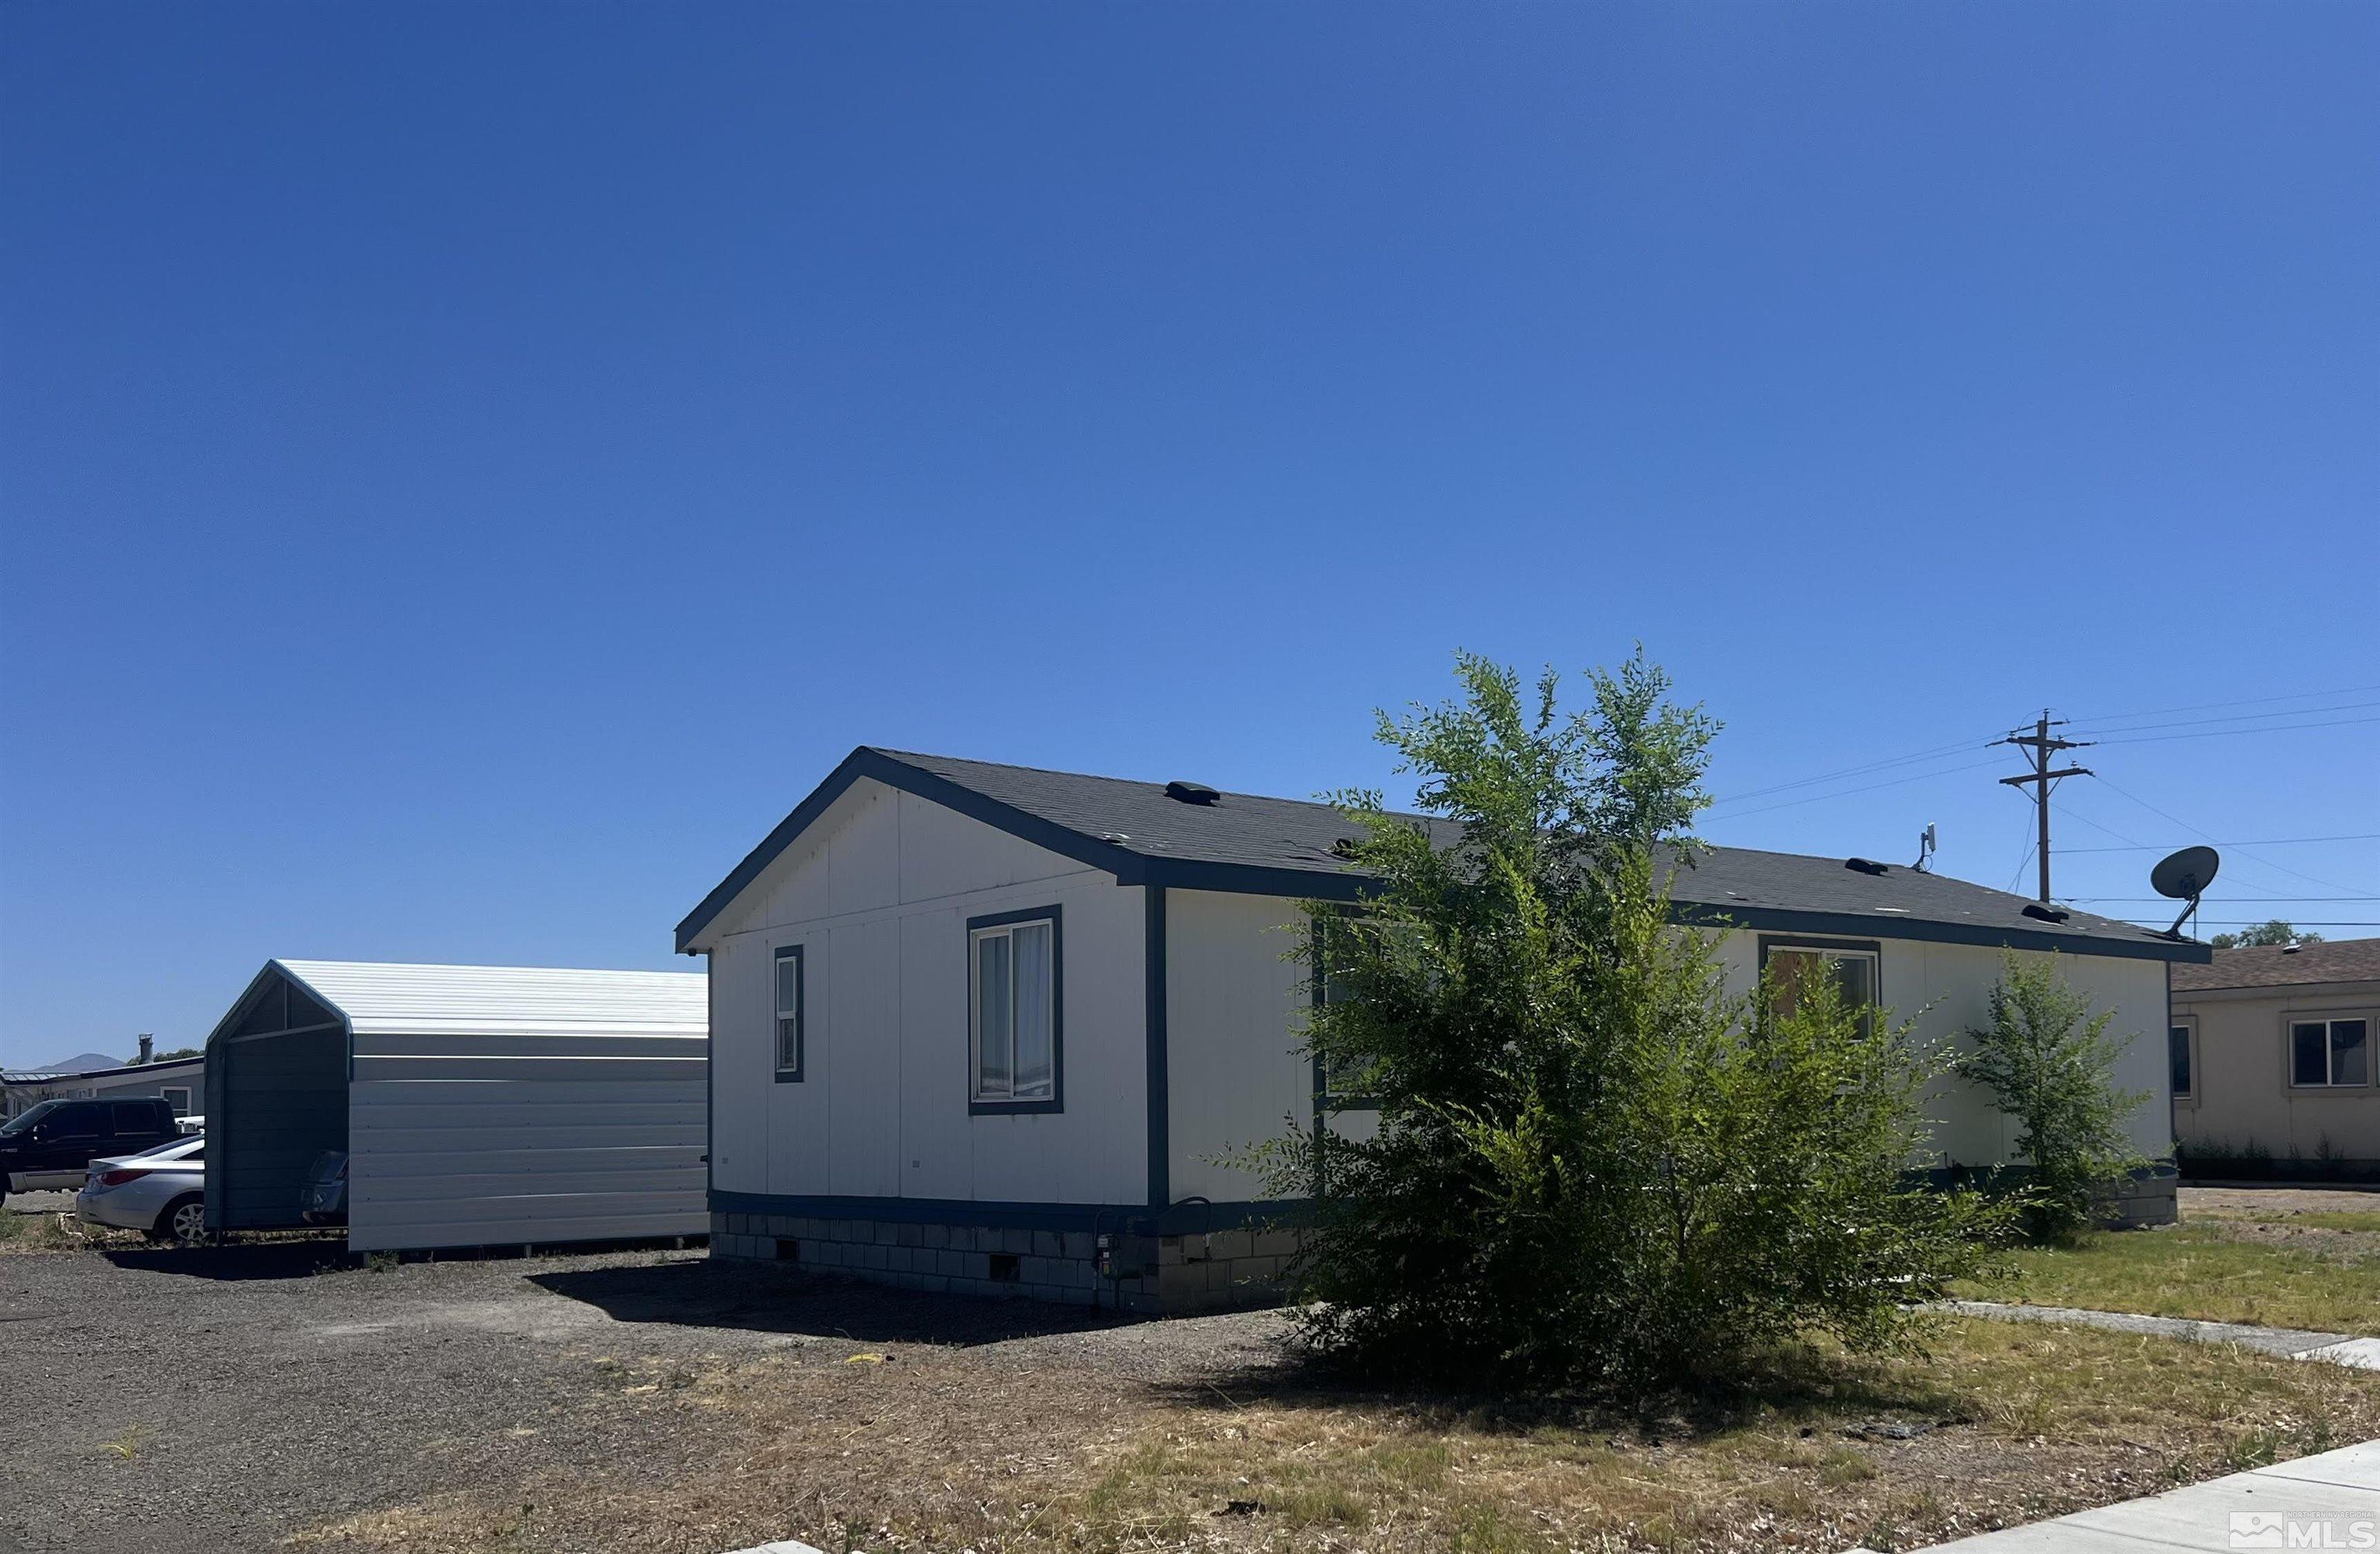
[2103,1170,2179,1228]
[709,1212,1296,1314]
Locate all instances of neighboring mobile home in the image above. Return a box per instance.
[202,960,709,1251]
[2172,938,2380,1179]
[679,748,2210,1312]
[1,1050,206,1122]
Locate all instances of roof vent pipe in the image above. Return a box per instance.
[1164,781,1221,806]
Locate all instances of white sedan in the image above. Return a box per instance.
[76,1134,206,1244]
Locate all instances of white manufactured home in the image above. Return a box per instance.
[678,748,2210,1312]
[202,960,709,1253]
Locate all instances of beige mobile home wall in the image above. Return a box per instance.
[1168,908,2175,1205]
[703,778,1148,1208]
[2173,978,2380,1164]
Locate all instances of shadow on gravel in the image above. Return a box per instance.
[531,1257,1157,1347]
[101,1240,351,1281]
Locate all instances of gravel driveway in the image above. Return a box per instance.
[0,1243,1287,1554]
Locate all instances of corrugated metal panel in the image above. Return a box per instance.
[275,961,707,1037]
[347,1071,708,1252]
[203,960,709,1249]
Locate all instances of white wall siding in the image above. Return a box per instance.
[709,779,1148,1209]
[1166,889,1313,1204]
[1711,933,2172,1164]
[1158,910,2177,1199]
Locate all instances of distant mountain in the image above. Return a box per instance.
[41,1051,125,1074]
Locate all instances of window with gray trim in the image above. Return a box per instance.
[2168,1023,2193,1099]
[1760,938,1881,1037]
[969,909,1059,1109]
[773,944,805,1081]
[161,1087,192,1116]
[1309,913,1385,1106]
[2290,1017,2368,1088]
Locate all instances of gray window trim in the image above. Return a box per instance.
[1757,935,1884,1033]
[2167,1019,2196,1101]
[2286,1014,2371,1090]
[967,905,1064,1116]
[772,944,805,1084]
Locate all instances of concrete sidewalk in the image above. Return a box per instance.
[1856,1439,2380,1551]
[1945,1299,2380,1371]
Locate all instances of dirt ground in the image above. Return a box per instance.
[2182,1184,2380,1215]
[6,1239,2379,1554]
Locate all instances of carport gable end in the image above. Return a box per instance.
[199,960,709,1253]
[679,748,2210,1314]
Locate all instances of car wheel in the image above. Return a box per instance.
[157,1195,207,1246]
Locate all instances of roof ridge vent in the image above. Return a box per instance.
[1844,858,1890,875]
[2022,902,2071,923]
[1164,780,1221,806]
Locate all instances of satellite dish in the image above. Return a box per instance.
[2151,846,2220,901]
[2150,846,2220,940]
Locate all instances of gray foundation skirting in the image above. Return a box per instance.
[2103,1170,2179,1228]
[708,1211,1297,1313]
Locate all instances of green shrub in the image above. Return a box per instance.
[1962,954,2148,1241]
[1249,652,2012,1395]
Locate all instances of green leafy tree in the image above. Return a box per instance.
[1962,954,2148,1241]
[147,1047,201,1063]
[2210,920,2323,950]
[1250,651,2010,1394]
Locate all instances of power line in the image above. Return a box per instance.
[2058,833,2380,854]
[2052,802,2155,852]
[1704,755,2007,820]
[2091,714,2380,747]
[2073,896,2380,904]
[2089,770,2377,898]
[2115,920,2380,929]
[2068,682,2380,726]
[2069,700,2380,739]
[1708,734,2000,808]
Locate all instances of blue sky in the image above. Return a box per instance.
[3,2,2374,1065]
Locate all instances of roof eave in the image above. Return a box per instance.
[673,755,2213,966]
[674,748,1150,953]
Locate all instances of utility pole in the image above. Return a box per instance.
[1999,711,2092,903]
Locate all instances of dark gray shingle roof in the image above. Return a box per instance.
[676,746,2207,964]
[2173,937,2380,992]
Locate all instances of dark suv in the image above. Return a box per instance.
[0,1098,183,1203]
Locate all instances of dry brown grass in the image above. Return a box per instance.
[286,1315,2380,1554]
[0,1206,146,1254]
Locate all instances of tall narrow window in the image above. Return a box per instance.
[2168,1025,2193,1099]
[1310,913,1384,1106]
[969,909,1061,1111]
[773,944,804,1081]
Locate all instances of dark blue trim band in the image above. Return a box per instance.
[1673,902,2204,964]
[709,1189,1307,1237]
[1145,885,1168,1214]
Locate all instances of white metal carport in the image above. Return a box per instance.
[202,960,708,1252]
